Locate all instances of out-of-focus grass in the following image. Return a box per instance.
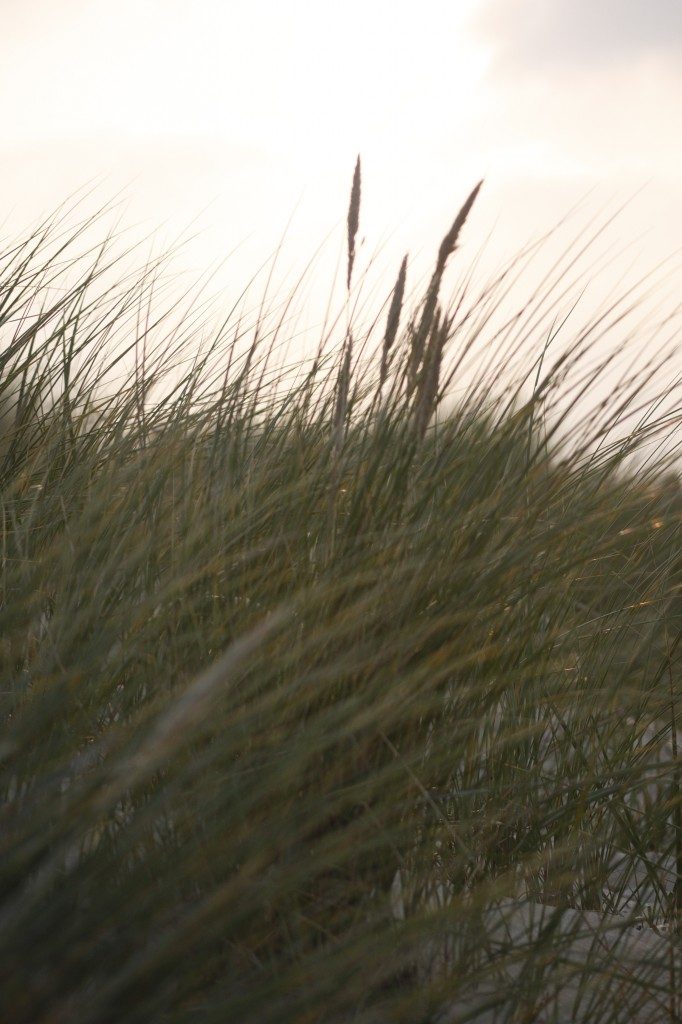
[1,165,682,1023]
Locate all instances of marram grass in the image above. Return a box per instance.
[1,166,682,1023]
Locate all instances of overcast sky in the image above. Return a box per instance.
[478,0,682,66]
[1,0,680,341]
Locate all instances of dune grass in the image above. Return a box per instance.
[1,165,682,1023]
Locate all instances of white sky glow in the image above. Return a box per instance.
[1,0,680,370]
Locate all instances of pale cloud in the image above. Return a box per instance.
[465,0,682,185]
[476,0,682,68]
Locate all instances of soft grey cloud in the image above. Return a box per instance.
[477,0,682,67]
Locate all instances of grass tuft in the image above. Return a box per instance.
[1,168,682,1024]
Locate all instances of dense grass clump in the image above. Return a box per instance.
[1,168,682,1023]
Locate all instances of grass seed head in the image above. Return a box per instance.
[436,179,483,274]
[346,155,362,291]
[380,254,408,388]
[405,181,483,399]
[334,333,353,450]
[415,306,446,438]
